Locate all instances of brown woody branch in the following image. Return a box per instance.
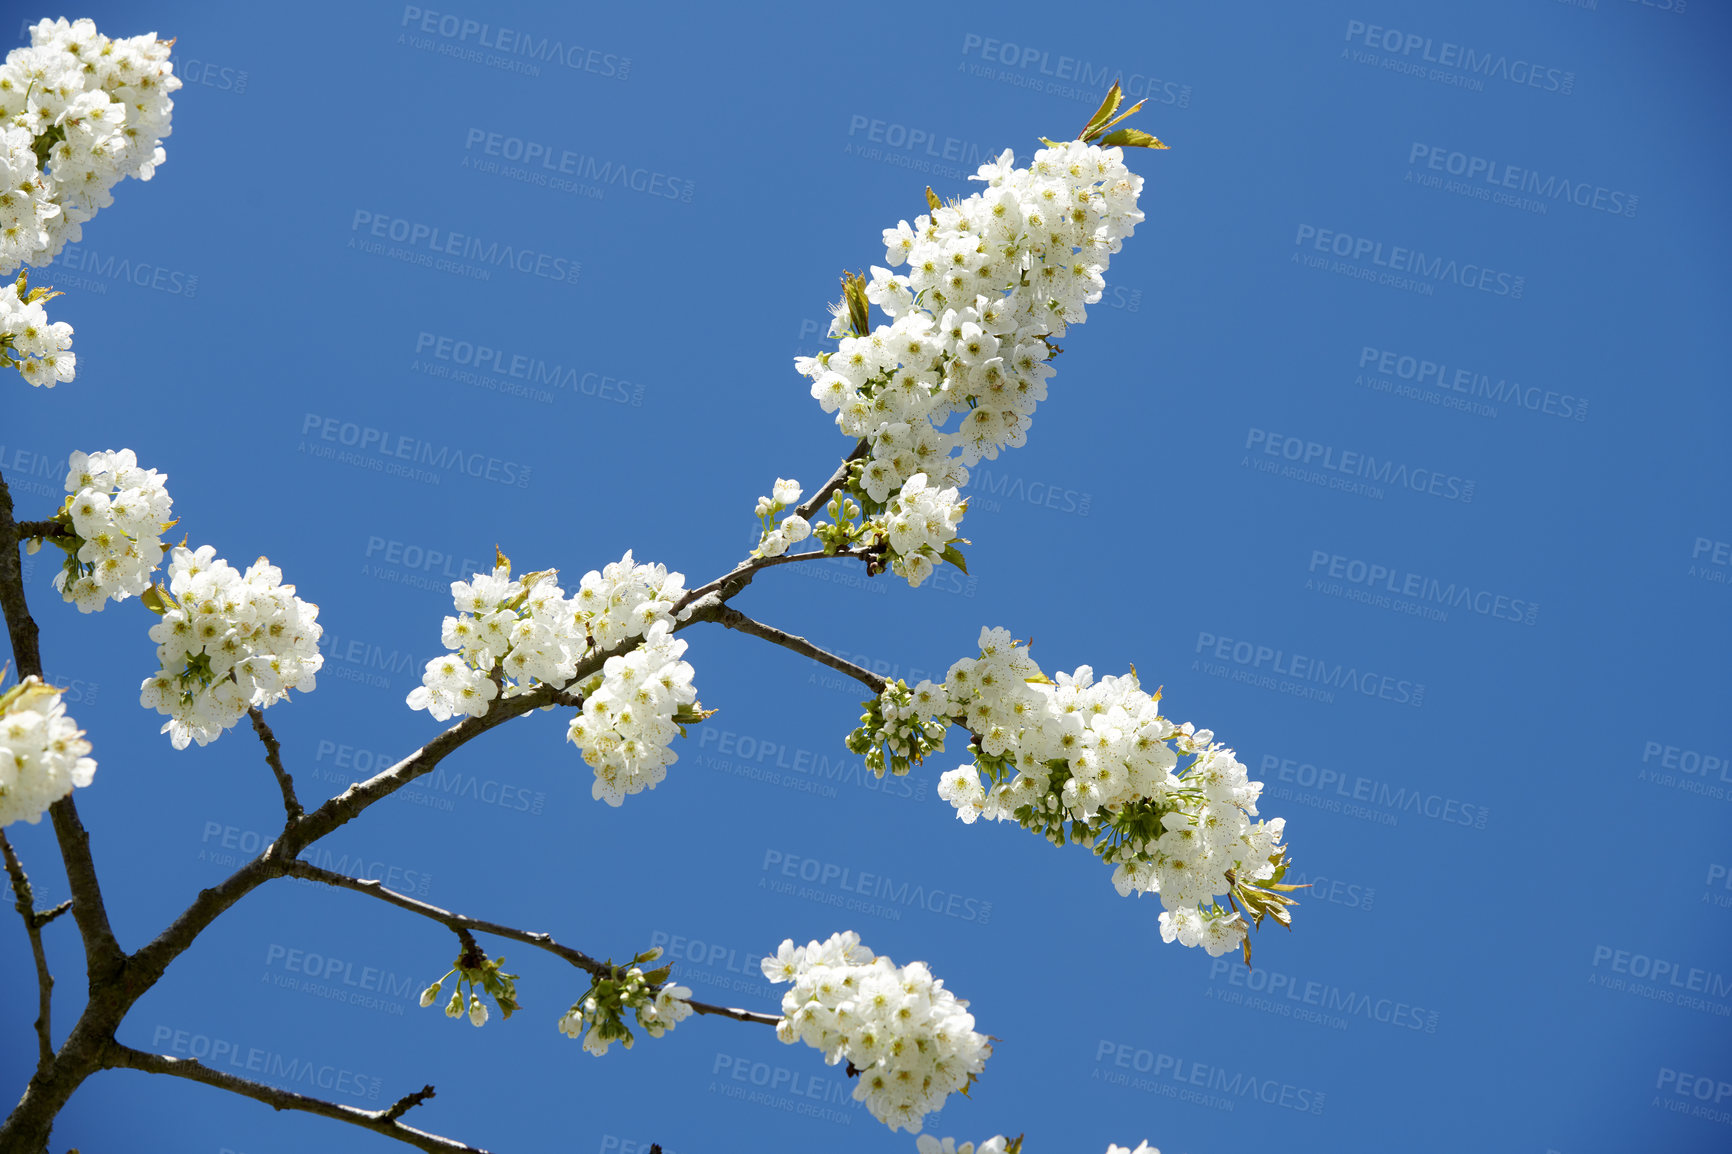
[104,1044,485,1153]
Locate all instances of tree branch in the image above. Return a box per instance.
[14,521,67,540]
[795,438,870,521]
[248,706,302,824]
[104,1044,488,1154]
[0,470,127,982]
[282,860,779,1026]
[0,830,57,1071]
[705,604,888,694]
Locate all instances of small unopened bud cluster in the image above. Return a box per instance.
[0,676,95,827]
[763,931,990,1134]
[846,678,947,778]
[752,477,811,559]
[138,546,324,749]
[33,448,173,611]
[556,949,692,1057]
[420,951,519,1029]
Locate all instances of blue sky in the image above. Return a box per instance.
[3,2,1729,1152]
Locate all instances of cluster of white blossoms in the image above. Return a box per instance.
[29,449,174,611]
[793,139,1143,585]
[138,546,324,749]
[0,276,73,386]
[556,955,693,1056]
[0,19,180,386]
[568,621,697,806]
[407,552,702,805]
[0,676,95,827]
[763,931,990,1134]
[0,19,178,268]
[853,628,1295,962]
[752,477,811,558]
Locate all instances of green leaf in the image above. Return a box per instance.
[924,186,942,212]
[493,546,511,574]
[1100,126,1168,150]
[139,583,172,617]
[1079,82,1126,142]
[939,544,968,575]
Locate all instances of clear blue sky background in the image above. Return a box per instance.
[3,2,1729,1152]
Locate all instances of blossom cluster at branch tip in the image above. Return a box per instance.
[557,948,692,1056]
[859,628,1297,964]
[137,545,323,749]
[420,952,518,1028]
[752,476,810,558]
[28,448,173,611]
[0,675,95,827]
[0,18,181,386]
[407,551,705,806]
[763,931,990,1133]
[0,273,72,386]
[794,138,1144,584]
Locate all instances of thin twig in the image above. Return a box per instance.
[0,831,56,1070]
[282,861,779,1026]
[104,1044,488,1154]
[707,605,888,694]
[248,706,302,824]
[14,520,67,540]
[795,439,870,520]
